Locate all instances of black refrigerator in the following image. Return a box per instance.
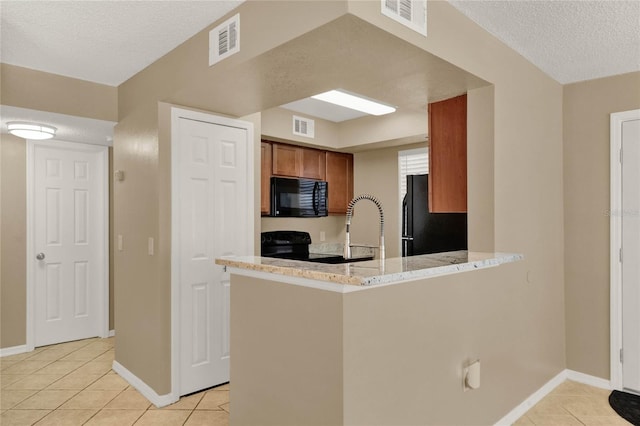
[402,174,467,256]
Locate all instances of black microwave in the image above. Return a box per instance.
[271,177,328,217]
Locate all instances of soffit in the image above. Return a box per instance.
[180,14,488,119]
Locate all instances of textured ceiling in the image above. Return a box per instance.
[449,0,640,84]
[1,0,638,140]
[0,0,243,86]
[1,1,638,88]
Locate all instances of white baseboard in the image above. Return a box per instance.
[0,344,29,357]
[566,369,612,390]
[495,369,612,425]
[108,330,115,337]
[112,360,178,408]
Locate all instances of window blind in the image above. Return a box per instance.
[398,148,428,203]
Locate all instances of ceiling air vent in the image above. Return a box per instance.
[293,116,315,138]
[381,0,427,36]
[209,14,240,66]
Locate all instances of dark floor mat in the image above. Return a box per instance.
[609,390,640,425]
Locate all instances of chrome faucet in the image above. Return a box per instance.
[344,194,385,260]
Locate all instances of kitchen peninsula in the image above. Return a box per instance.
[216,251,522,425]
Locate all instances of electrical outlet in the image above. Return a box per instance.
[320,231,326,242]
[117,235,123,251]
[148,237,154,256]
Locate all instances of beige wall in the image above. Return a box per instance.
[0,67,117,349]
[0,134,27,348]
[563,71,640,379]
[115,0,565,417]
[343,264,530,425]
[231,275,344,425]
[113,1,349,395]
[261,107,341,149]
[346,0,566,420]
[1,64,117,122]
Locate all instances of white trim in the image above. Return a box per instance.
[108,330,115,337]
[495,369,612,425]
[0,345,29,357]
[170,106,254,401]
[112,360,178,408]
[26,139,109,350]
[610,109,640,391]
[566,369,612,389]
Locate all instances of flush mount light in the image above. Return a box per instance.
[7,122,57,140]
[311,89,396,116]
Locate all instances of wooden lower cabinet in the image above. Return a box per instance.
[326,152,353,214]
[261,142,272,215]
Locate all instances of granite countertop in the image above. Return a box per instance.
[215,251,523,287]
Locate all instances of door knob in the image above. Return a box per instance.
[36,253,45,260]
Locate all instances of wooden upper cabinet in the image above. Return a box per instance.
[428,94,467,213]
[260,142,272,215]
[272,143,326,180]
[272,143,301,177]
[326,152,353,214]
[300,148,326,180]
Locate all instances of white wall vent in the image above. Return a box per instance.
[381,0,427,36]
[209,14,240,66]
[293,116,315,138]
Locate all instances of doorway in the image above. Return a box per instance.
[27,139,109,350]
[610,108,640,393]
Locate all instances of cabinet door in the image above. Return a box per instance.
[326,152,353,214]
[428,94,467,213]
[300,148,326,180]
[261,142,272,215]
[272,143,301,177]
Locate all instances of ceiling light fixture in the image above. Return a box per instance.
[7,122,57,140]
[311,89,396,116]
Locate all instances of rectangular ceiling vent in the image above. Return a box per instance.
[381,0,427,36]
[293,116,315,138]
[209,13,240,66]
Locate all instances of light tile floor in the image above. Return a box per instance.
[514,380,632,426]
[0,337,228,426]
[0,337,633,426]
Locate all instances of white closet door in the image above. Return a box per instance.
[177,117,249,395]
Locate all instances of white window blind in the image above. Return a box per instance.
[398,147,428,204]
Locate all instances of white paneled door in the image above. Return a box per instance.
[622,116,640,394]
[174,114,252,396]
[32,141,107,347]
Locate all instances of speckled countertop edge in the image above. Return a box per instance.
[215,251,523,286]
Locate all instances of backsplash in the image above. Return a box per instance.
[309,242,375,258]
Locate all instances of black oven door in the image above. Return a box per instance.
[271,177,328,217]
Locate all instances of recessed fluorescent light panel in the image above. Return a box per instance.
[311,90,396,116]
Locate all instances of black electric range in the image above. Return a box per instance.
[260,231,372,264]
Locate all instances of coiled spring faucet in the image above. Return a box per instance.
[343,194,385,260]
